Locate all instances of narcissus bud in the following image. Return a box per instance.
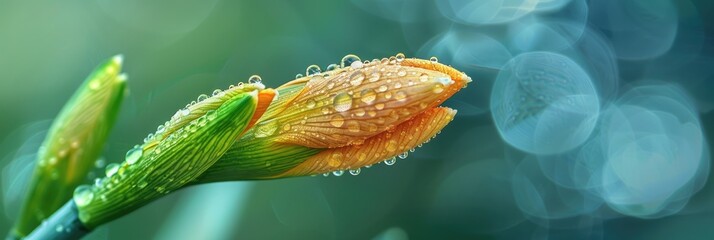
[195,53,471,182]
[10,55,127,239]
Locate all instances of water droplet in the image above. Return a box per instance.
[203,111,216,122]
[254,120,279,138]
[306,65,322,76]
[349,168,361,176]
[55,225,64,232]
[125,145,143,165]
[378,85,388,92]
[360,89,377,104]
[340,54,361,68]
[386,140,398,152]
[326,63,339,71]
[333,93,353,112]
[394,82,402,89]
[330,114,345,127]
[430,56,438,62]
[347,120,360,132]
[385,92,392,99]
[322,107,331,114]
[295,73,303,79]
[73,185,94,207]
[395,53,405,62]
[397,69,407,77]
[282,123,291,131]
[350,60,364,69]
[355,108,366,117]
[419,73,429,82]
[212,89,224,97]
[375,103,385,110]
[384,157,397,165]
[156,186,166,193]
[137,180,148,189]
[395,91,407,101]
[409,148,416,153]
[197,115,207,127]
[248,75,262,84]
[306,99,317,109]
[105,163,119,177]
[349,71,365,86]
[197,94,209,102]
[433,83,445,93]
[398,151,409,159]
[332,170,344,176]
[368,72,381,82]
[323,173,330,177]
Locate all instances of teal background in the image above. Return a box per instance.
[2,0,714,239]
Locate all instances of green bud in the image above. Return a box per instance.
[11,55,127,238]
[75,86,261,228]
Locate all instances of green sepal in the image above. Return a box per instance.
[11,55,127,238]
[76,89,259,228]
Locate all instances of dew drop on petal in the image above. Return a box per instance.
[369,72,381,82]
[395,91,407,101]
[306,99,317,109]
[347,120,360,132]
[326,63,339,71]
[332,170,344,176]
[432,83,445,93]
[306,65,322,76]
[349,71,365,86]
[419,73,429,82]
[360,89,377,105]
[384,157,397,165]
[330,114,345,127]
[395,53,405,62]
[349,168,361,176]
[206,110,217,121]
[248,75,262,84]
[341,54,361,68]
[333,93,353,112]
[254,120,279,138]
[398,151,409,159]
[375,103,385,110]
[351,60,364,69]
[197,94,209,102]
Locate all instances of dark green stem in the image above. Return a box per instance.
[23,201,90,240]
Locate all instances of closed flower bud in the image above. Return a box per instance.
[11,55,127,238]
[196,54,471,182]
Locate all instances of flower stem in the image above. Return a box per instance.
[24,201,90,240]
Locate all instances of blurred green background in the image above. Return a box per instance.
[2,0,714,239]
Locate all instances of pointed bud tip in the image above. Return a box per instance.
[112,54,124,65]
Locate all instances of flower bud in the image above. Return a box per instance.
[12,55,127,238]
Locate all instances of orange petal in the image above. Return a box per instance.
[242,89,276,134]
[245,60,467,149]
[277,107,456,177]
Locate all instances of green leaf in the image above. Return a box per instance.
[11,55,127,238]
